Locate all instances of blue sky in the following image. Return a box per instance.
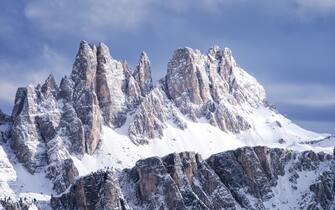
[0,0,334,133]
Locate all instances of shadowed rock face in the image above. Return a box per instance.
[46,159,79,193]
[0,109,9,124]
[51,147,335,210]
[0,109,10,142]
[51,169,129,210]
[10,85,51,173]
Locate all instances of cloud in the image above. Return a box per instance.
[266,83,335,107]
[0,82,19,104]
[23,0,335,41]
[295,120,335,133]
[24,0,154,39]
[295,0,335,15]
[0,44,71,108]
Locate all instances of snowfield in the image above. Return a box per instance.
[73,106,330,176]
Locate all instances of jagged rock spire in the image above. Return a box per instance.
[58,76,74,101]
[41,74,58,98]
[69,41,102,154]
[71,40,97,90]
[96,42,128,128]
[133,51,153,96]
[10,85,48,173]
[166,47,211,111]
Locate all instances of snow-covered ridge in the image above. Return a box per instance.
[0,41,332,208]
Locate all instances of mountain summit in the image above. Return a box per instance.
[0,41,333,209]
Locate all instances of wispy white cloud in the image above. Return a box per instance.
[295,120,335,133]
[0,82,19,104]
[266,83,335,107]
[0,45,71,105]
[23,0,335,41]
[24,0,155,39]
[295,0,335,15]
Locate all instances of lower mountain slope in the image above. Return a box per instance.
[51,146,335,210]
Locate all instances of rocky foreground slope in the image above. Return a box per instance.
[0,41,333,209]
[49,146,335,210]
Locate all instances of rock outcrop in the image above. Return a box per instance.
[0,109,10,125]
[128,86,186,144]
[165,46,265,133]
[0,109,11,142]
[10,85,52,173]
[51,169,129,210]
[71,41,102,155]
[52,147,335,210]
[133,52,153,96]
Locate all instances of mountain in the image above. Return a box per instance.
[0,41,333,209]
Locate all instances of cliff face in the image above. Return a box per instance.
[51,146,335,210]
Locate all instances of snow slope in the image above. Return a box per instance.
[73,106,329,176]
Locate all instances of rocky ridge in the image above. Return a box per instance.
[51,146,335,210]
[6,41,268,189]
[6,41,158,193]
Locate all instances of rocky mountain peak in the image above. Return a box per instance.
[208,45,222,59]
[133,51,153,96]
[71,40,97,90]
[97,42,112,59]
[41,74,58,98]
[58,76,74,101]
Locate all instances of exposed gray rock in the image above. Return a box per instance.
[41,74,58,98]
[57,103,85,155]
[121,156,186,210]
[161,152,238,209]
[133,52,153,96]
[0,109,10,125]
[46,158,79,194]
[128,86,186,144]
[71,41,102,155]
[58,76,74,102]
[10,85,48,173]
[51,169,129,210]
[307,168,335,210]
[96,43,128,128]
[0,109,11,142]
[52,147,334,210]
[164,46,265,134]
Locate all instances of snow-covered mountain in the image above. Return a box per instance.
[0,41,333,209]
